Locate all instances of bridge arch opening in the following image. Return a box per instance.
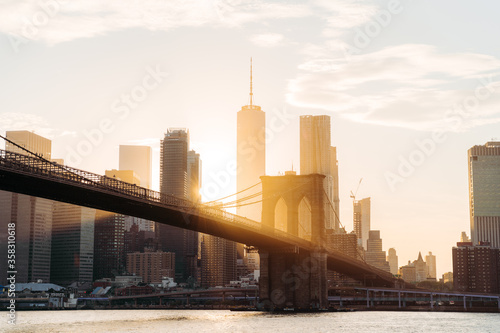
[298,196,312,241]
[274,197,287,232]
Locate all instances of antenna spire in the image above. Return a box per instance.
[249,57,253,106]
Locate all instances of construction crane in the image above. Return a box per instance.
[350,178,363,203]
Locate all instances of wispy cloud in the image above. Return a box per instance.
[0,112,74,138]
[314,0,378,38]
[0,0,310,45]
[288,44,500,131]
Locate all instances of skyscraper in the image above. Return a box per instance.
[96,168,133,280]
[413,252,428,282]
[0,131,53,284]
[0,192,53,284]
[93,210,125,280]
[425,251,436,279]
[158,129,198,282]
[118,147,155,232]
[51,202,95,286]
[160,129,189,197]
[365,230,390,272]
[353,197,370,250]
[387,248,398,276]
[468,142,500,248]
[300,115,340,231]
[236,59,265,259]
[119,145,152,189]
[4,130,51,160]
[237,59,265,223]
[187,150,202,202]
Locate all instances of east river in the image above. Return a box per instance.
[2,310,500,332]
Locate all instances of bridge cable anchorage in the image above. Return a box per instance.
[323,188,368,265]
[203,181,262,205]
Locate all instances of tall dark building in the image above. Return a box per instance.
[200,234,237,288]
[51,202,95,286]
[158,129,198,283]
[452,242,500,293]
[0,192,53,284]
[93,211,125,280]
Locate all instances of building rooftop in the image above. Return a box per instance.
[15,283,64,292]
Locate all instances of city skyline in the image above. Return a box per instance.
[2,1,500,278]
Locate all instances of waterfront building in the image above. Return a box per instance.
[452,241,500,293]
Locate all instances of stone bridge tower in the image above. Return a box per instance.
[258,173,329,310]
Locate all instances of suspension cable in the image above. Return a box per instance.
[204,181,262,205]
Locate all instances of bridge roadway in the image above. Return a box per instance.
[0,149,402,287]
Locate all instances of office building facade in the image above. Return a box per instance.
[365,230,390,272]
[158,129,198,282]
[387,248,398,276]
[353,197,371,250]
[200,234,237,288]
[468,142,500,248]
[126,251,175,284]
[51,202,95,286]
[300,115,340,232]
[93,210,125,280]
[453,241,500,293]
[0,131,53,284]
[119,145,152,189]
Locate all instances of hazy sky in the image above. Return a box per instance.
[1,0,500,277]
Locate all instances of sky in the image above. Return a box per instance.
[1,0,500,277]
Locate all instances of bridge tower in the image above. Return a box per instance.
[258,173,329,310]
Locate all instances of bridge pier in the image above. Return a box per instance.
[258,248,328,311]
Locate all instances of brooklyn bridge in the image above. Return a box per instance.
[0,146,408,310]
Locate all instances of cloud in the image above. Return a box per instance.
[0,112,73,139]
[287,44,500,131]
[314,0,378,38]
[249,33,284,47]
[0,0,310,45]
